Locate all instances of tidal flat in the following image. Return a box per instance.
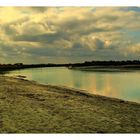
[0,76,140,133]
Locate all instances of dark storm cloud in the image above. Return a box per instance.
[13,32,68,43]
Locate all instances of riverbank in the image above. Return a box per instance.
[0,64,69,72]
[0,76,140,133]
[68,65,140,72]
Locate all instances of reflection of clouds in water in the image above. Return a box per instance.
[85,74,119,98]
[100,75,119,97]
[71,72,140,103]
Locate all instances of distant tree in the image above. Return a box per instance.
[14,63,23,66]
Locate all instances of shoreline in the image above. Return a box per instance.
[68,66,140,72]
[0,75,140,133]
[27,78,140,105]
[8,74,140,104]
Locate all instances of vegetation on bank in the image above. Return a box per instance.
[69,60,140,68]
[0,76,140,133]
[0,63,69,72]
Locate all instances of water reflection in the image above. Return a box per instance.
[5,67,140,103]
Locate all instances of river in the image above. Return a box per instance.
[5,67,140,103]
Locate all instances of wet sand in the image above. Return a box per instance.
[0,75,140,133]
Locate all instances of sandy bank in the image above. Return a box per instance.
[0,76,140,133]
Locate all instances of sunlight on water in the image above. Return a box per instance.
[5,67,140,103]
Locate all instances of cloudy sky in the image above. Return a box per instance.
[0,7,140,64]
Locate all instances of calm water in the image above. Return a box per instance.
[5,67,140,103]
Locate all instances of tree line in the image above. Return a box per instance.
[1,60,140,71]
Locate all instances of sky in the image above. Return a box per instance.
[0,7,140,64]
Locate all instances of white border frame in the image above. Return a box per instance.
[0,0,140,140]
[0,0,140,6]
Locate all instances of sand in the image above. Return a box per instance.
[0,76,140,133]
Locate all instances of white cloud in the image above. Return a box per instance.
[0,7,140,63]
